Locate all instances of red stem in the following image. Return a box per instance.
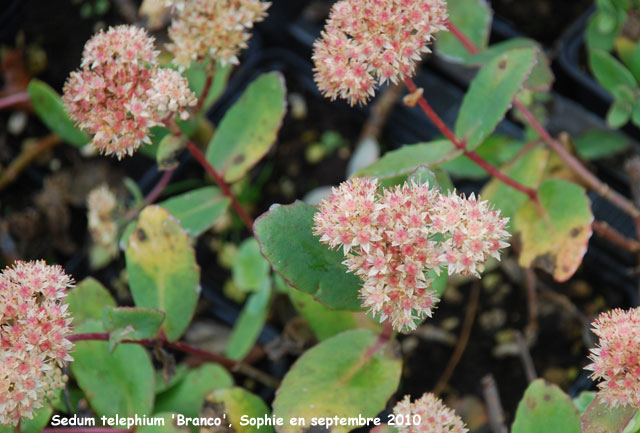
[0,91,29,110]
[144,168,175,206]
[185,141,254,230]
[69,332,237,369]
[404,77,538,201]
[445,21,480,55]
[445,20,640,225]
[69,332,280,388]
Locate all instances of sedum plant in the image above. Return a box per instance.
[4,0,640,432]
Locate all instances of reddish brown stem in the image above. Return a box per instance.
[445,21,480,55]
[592,220,640,253]
[0,91,29,110]
[185,141,254,230]
[515,99,640,221]
[403,77,538,201]
[69,332,279,387]
[124,168,175,221]
[445,20,640,226]
[144,168,175,206]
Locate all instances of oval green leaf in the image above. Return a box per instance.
[511,379,581,433]
[27,79,89,147]
[158,187,230,237]
[455,47,537,151]
[205,72,287,182]
[67,277,117,326]
[589,49,638,94]
[103,306,165,352]
[354,140,460,181]
[289,286,381,341]
[224,279,271,361]
[436,0,491,62]
[272,329,402,433]
[254,201,362,311]
[125,206,201,341]
[70,321,155,418]
[233,237,271,292]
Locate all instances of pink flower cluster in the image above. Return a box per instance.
[393,393,467,433]
[586,307,640,408]
[63,25,197,159]
[0,261,74,425]
[167,0,271,67]
[312,0,448,106]
[313,178,509,331]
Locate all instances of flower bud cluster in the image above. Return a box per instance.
[166,0,271,67]
[393,393,467,433]
[87,185,119,258]
[312,0,448,106]
[586,307,640,408]
[63,25,197,159]
[0,261,74,425]
[313,178,509,331]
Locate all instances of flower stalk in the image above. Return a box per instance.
[68,332,278,388]
[403,77,538,201]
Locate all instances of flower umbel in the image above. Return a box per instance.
[167,0,271,67]
[63,25,197,159]
[313,178,510,331]
[87,185,119,259]
[0,261,74,425]
[585,307,640,408]
[312,0,448,106]
[393,393,468,433]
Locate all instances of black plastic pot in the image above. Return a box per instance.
[556,7,613,115]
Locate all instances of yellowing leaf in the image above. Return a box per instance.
[514,180,593,282]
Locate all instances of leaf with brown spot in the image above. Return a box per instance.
[511,379,581,433]
[514,179,593,282]
[205,72,286,182]
[272,329,402,433]
[581,394,637,433]
[125,206,201,341]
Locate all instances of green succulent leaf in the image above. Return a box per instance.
[70,321,155,418]
[67,277,117,326]
[232,237,271,292]
[205,72,287,182]
[125,206,201,341]
[436,0,491,62]
[158,186,230,237]
[511,379,581,433]
[254,201,362,311]
[455,47,537,151]
[102,306,165,352]
[272,329,402,433]
[589,49,638,94]
[514,179,593,282]
[224,279,271,360]
[574,130,630,160]
[27,79,90,147]
[289,286,381,341]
